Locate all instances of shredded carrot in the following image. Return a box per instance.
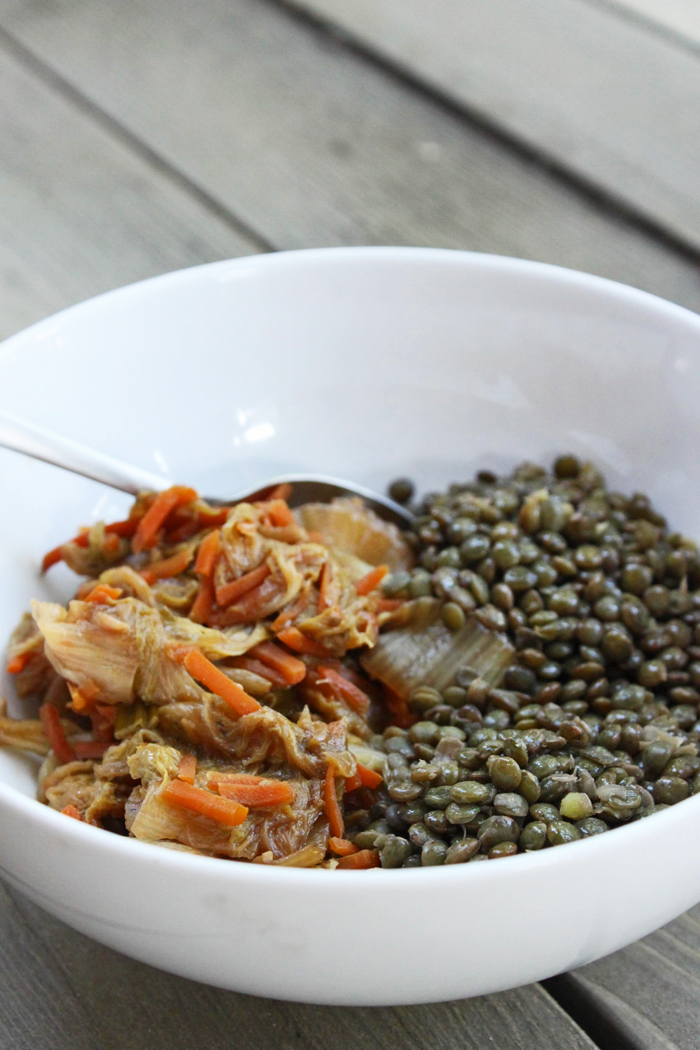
[356,564,389,596]
[39,703,76,765]
[268,483,293,501]
[189,576,215,625]
[132,486,198,553]
[324,766,344,839]
[161,778,248,826]
[181,648,261,716]
[73,740,111,759]
[376,598,404,613]
[316,665,371,716]
[197,506,231,529]
[84,584,122,604]
[41,545,65,573]
[276,627,329,658]
[41,531,88,572]
[103,533,121,556]
[270,593,311,632]
[217,780,295,807]
[67,680,100,714]
[213,574,282,626]
[231,655,289,688]
[194,528,220,576]
[344,770,363,792]
[215,563,270,607]
[267,498,294,527]
[336,849,381,870]
[206,772,265,785]
[61,804,82,821]
[383,685,417,729]
[329,837,359,857]
[6,652,31,674]
[357,763,383,789]
[178,753,197,784]
[317,562,332,613]
[250,640,306,685]
[104,517,140,538]
[139,546,194,585]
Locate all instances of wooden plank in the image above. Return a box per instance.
[0,0,699,314]
[0,882,598,1050]
[612,0,700,45]
[272,0,700,253]
[553,902,700,1050]
[0,38,261,341]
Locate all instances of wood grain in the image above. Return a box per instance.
[0,0,699,312]
[558,902,700,1050]
[0,38,260,340]
[0,882,598,1050]
[276,0,700,252]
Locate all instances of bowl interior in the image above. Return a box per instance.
[2,246,700,796]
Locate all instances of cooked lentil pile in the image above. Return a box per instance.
[349,457,700,867]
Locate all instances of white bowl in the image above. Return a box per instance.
[1,247,700,1006]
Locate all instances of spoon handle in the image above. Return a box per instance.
[0,410,169,495]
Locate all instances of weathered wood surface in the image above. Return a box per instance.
[1,0,700,1046]
[0,34,260,341]
[0,0,698,316]
[279,0,700,252]
[0,882,598,1050]
[555,902,700,1050]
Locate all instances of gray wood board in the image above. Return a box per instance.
[0,0,699,312]
[0,882,598,1050]
[561,902,700,1050]
[0,36,260,340]
[278,0,700,253]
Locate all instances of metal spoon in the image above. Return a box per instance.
[0,410,414,527]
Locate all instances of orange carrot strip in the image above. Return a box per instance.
[194,529,220,576]
[67,681,100,714]
[336,849,380,870]
[357,763,383,789]
[41,530,89,572]
[139,546,194,585]
[250,641,306,685]
[39,703,76,764]
[215,563,270,607]
[217,780,294,807]
[207,772,266,785]
[376,598,404,613]
[189,576,215,625]
[231,655,289,688]
[317,665,371,716]
[6,652,32,674]
[85,584,123,604]
[344,770,363,792]
[105,517,140,538]
[182,648,260,716]
[277,627,329,658]
[133,486,198,553]
[356,564,389,596]
[317,562,332,613]
[178,753,197,784]
[329,837,359,857]
[324,766,344,839]
[61,805,82,821]
[266,498,294,527]
[161,779,248,826]
[41,545,65,573]
[73,740,111,759]
[270,593,310,632]
[103,533,121,557]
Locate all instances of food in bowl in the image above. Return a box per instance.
[2,456,699,869]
